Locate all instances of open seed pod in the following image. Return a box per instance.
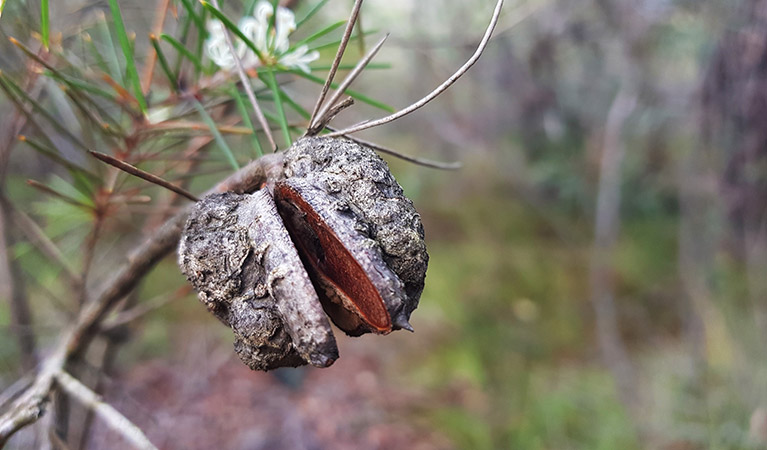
[277,136,428,336]
[178,136,428,370]
[178,190,338,370]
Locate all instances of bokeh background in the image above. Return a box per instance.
[2,0,767,448]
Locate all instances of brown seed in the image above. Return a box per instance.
[275,178,402,335]
[178,136,428,370]
[279,137,428,335]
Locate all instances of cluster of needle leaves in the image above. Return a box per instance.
[0,0,393,328]
[0,0,502,443]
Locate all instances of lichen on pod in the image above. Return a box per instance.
[178,190,338,371]
[276,136,429,336]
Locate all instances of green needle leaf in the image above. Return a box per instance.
[192,100,240,170]
[95,12,124,84]
[288,69,395,113]
[150,34,177,91]
[178,0,204,31]
[310,62,390,71]
[230,86,263,157]
[18,135,99,182]
[292,20,346,49]
[261,68,291,146]
[161,33,203,73]
[310,29,378,52]
[0,72,89,151]
[106,0,147,113]
[296,0,330,28]
[41,0,49,49]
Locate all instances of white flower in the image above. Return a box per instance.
[205,21,236,70]
[274,6,295,53]
[205,1,318,73]
[279,45,319,74]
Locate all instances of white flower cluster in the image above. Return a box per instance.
[205,1,319,73]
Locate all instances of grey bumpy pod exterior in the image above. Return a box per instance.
[177,190,338,370]
[178,136,428,370]
[279,137,428,335]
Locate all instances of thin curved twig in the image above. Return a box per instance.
[311,97,355,133]
[325,127,462,170]
[0,153,285,446]
[55,371,158,450]
[326,0,504,137]
[90,152,199,202]
[308,0,365,126]
[309,33,389,133]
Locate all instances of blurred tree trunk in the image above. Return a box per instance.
[588,0,651,434]
[702,0,767,345]
[590,83,638,413]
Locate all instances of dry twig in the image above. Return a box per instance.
[325,127,462,170]
[309,33,389,133]
[54,371,157,450]
[327,0,504,137]
[89,151,199,202]
[308,0,365,126]
[0,153,284,445]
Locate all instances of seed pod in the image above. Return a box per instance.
[277,136,428,336]
[178,190,338,370]
[178,136,429,370]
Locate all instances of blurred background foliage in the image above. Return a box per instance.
[2,0,767,448]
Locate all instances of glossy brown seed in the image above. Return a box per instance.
[280,137,428,334]
[275,178,399,335]
[178,136,428,370]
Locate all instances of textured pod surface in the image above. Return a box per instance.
[280,137,429,334]
[275,178,405,335]
[178,191,338,370]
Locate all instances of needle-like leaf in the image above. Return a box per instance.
[41,0,49,50]
[296,0,330,28]
[26,180,94,211]
[0,72,89,151]
[309,29,378,52]
[292,20,346,49]
[192,100,239,170]
[89,152,199,202]
[261,68,291,146]
[289,69,394,112]
[177,0,203,31]
[149,34,177,91]
[18,136,99,181]
[231,86,263,157]
[161,33,203,73]
[95,11,124,84]
[106,0,147,113]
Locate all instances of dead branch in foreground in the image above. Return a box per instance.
[0,153,284,446]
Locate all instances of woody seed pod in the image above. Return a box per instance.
[178,190,338,370]
[278,136,428,336]
[178,136,428,370]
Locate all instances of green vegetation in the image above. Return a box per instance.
[1,0,767,448]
